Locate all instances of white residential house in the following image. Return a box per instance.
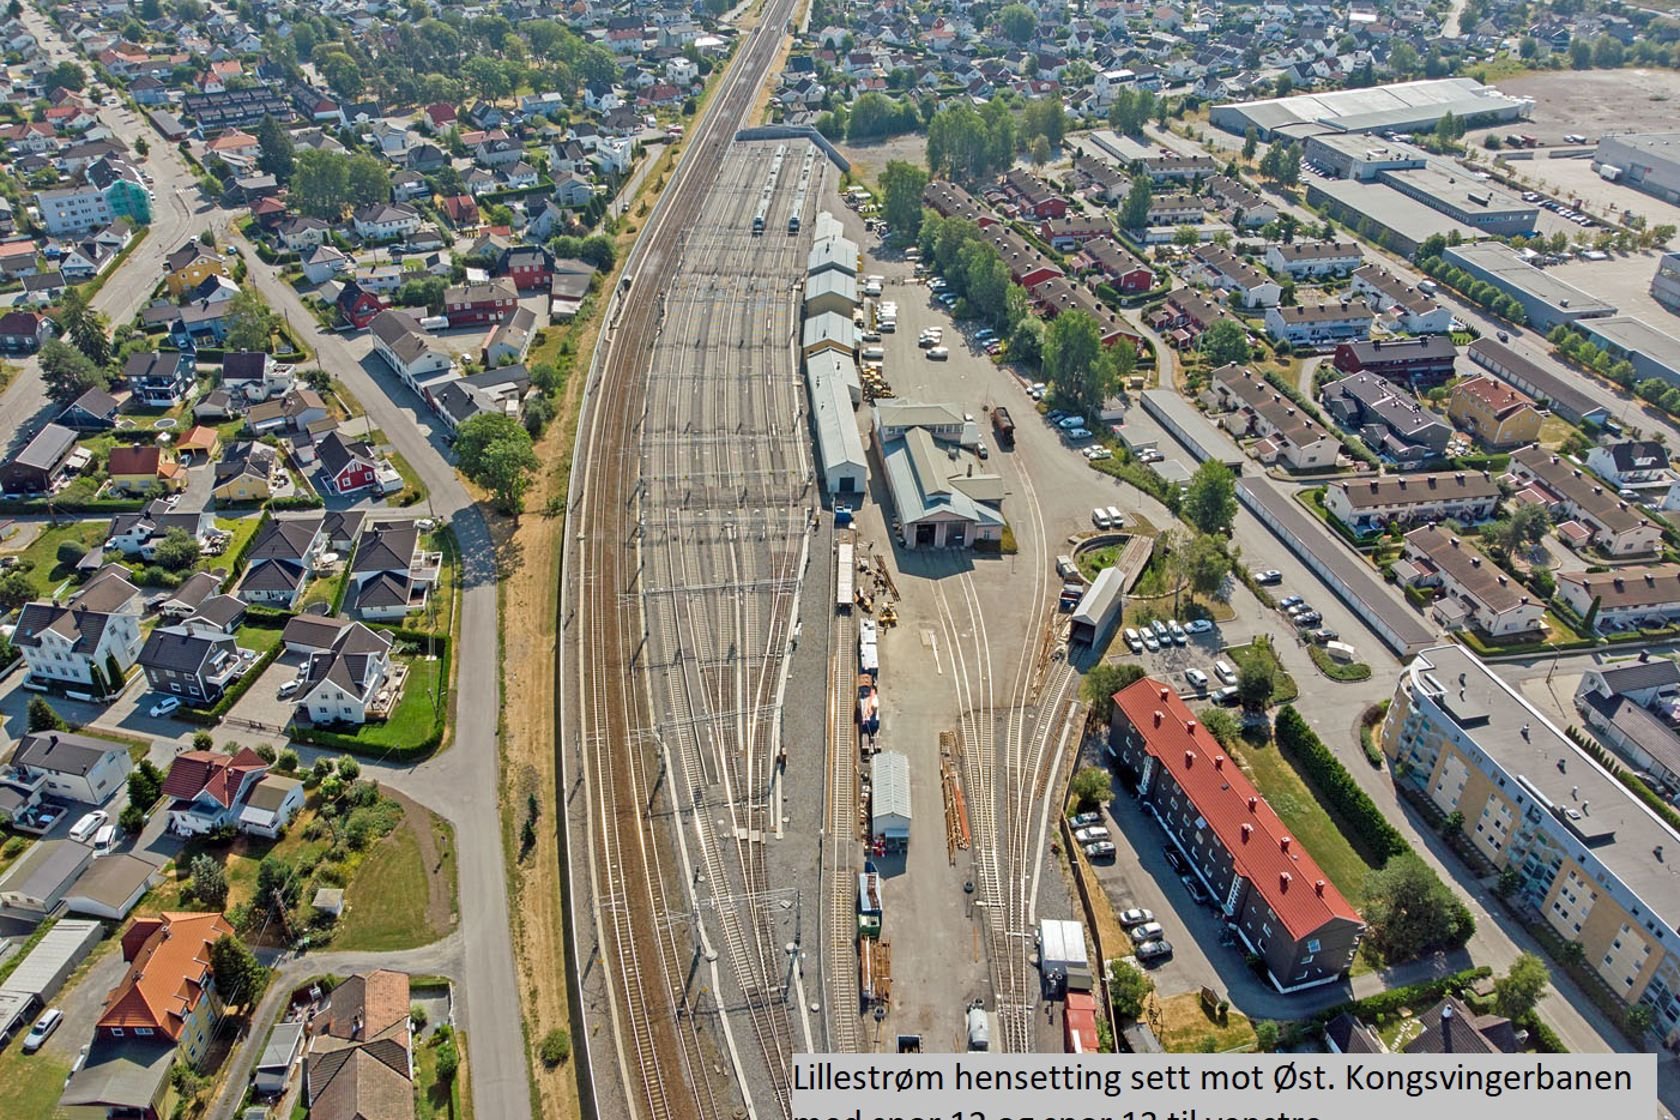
[297,622,396,726]
[348,520,442,620]
[6,731,133,807]
[13,566,144,692]
[368,310,457,403]
[351,202,421,241]
[592,137,634,176]
[236,774,305,838]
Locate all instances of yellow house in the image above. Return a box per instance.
[1447,374,1542,449]
[211,442,278,504]
[107,444,185,495]
[163,241,227,297]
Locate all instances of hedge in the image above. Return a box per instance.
[0,496,147,515]
[269,494,326,511]
[1274,705,1409,865]
[1311,966,1492,1028]
[222,510,271,591]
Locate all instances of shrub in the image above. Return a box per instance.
[539,1028,571,1066]
[1273,705,1407,864]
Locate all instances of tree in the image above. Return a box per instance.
[1043,310,1112,417]
[38,338,107,403]
[454,412,539,514]
[28,697,67,733]
[129,760,163,811]
[1390,41,1420,77]
[539,1028,571,1066]
[436,1035,460,1081]
[1200,319,1251,367]
[1173,224,1200,248]
[0,570,38,612]
[255,115,294,182]
[1242,127,1258,160]
[1070,765,1112,810]
[1009,316,1044,368]
[1569,38,1593,69]
[1107,958,1153,1020]
[46,61,86,94]
[1119,173,1152,232]
[998,2,1037,44]
[846,93,917,142]
[1181,533,1230,600]
[58,288,112,367]
[153,528,202,571]
[1254,1020,1280,1052]
[1183,459,1238,537]
[189,854,229,909]
[1082,662,1147,719]
[1362,852,1472,960]
[1237,656,1275,708]
[1492,952,1550,1020]
[56,540,88,568]
[255,855,300,916]
[320,50,364,98]
[222,290,277,353]
[210,934,264,1006]
[878,160,929,243]
[1029,135,1051,167]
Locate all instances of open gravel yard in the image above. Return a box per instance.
[1492,69,1680,143]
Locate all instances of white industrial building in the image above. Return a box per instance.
[808,361,865,499]
[871,750,911,851]
[0,917,102,1044]
[1595,133,1680,205]
[1211,78,1529,140]
[1655,251,1680,314]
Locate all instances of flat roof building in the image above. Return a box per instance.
[1581,316,1680,391]
[1303,134,1428,180]
[1594,133,1680,205]
[1383,644,1680,1043]
[1212,78,1530,140]
[1109,677,1365,991]
[1654,250,1680,314]
[1377,166,1538,235]
[1441,242,1616,330]
[1306,176,1483,257]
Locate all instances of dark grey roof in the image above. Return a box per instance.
[187,595,247,631]
[1324,1011,1384,1053]
[140,626,237,674]
[1403,997,1517,1054]
[1607,440,1669,473]
[320,509,367,544]
[282,613,351,649]
[12,730,129,776]
[61,1038,175,1110]
[318,431,375,478]
[1583,692,1680,778]
[11,422,77,472]
[250,517,323,562]
[1595,658,1680,696]
[352,521,418,575]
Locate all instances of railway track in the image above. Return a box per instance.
[568,1,808,1118]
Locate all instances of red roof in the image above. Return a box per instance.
[1064,991,1100,1053]
[1113,678,1362,940]
[160,748,268,808]
[102,912,234,1038]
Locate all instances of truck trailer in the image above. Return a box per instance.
[991,406,1015,448]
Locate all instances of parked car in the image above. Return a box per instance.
[1065,427,1093,441]
[1084,446,1113,461]
[1211,685,1240,706]
[1162,845,1189,875]
[1119,908,1155,927]
[1168,620,1187,645]
[1070,811,1103,828]
[927,347,949,360]
[1124,627,1143,653]
[1075,825,1110,843]
[149,696,181,718]
[22,1009,63,1054]
[1083,841,1116,860]
[1253,569,1282,584]
[1134,939,1173,963]
[277,678,301,699]
[1185,667,1209,691]
[69,810,107,843]
[1141,631,1160,652]
[1151,620,1170,641]
[1310,627,1339,643]
[92,824,116,855]
[1214,659,1238,684]
[1129,921,1165,944]
[1184,619,1213,634]
[1279,595,1303,609]
[1057,415,1086,430]
[1295,611,1323,627]
[1181,875,1209,905]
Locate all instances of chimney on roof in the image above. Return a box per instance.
[1185,750,1195,768]
[1248,796,1258,812]
[1280,871,1292,891]
[1315,879,1325,896]
[1158,687,1170,701]
[1186,719,1197,735]
[1214,754,1225,770]
[1241,822,1253,843]
[1153,710,1163,727]
[1442,1004,1455,1022]
[1280,835,1292,852]
[1471,556,1481,568]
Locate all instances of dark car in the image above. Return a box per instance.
[1181,874,1209,905]
[1135,939,1173,963]
[1162,845,1189,875]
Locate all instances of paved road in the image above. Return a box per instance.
[4,4,207,457]
[228,232,527,1120]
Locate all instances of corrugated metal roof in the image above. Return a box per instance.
[0,918,102,999]
[872,751,911,823]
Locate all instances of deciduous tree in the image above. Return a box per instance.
[1183,459,1238,537]
[1492,952,1550,1020]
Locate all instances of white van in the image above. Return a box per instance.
[861,346,885,362]
[69,810,107,843]
[1091,508,1112,530]
[1104,506,1124,528]
[1214,659,1238,685]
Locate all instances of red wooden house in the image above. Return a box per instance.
[318,431,380,495]
[497,246,552,291]
[444,278,518,327]
[336,280,385,329]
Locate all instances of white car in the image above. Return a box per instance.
[1185,667,1209,691]
[1065,427,1092,441]
[1057,416,1086,430]
[1184,619,1213,634]
[1084,447,1113,461]
[1119,907,1155,927]
[69,810,107,843]
[1129,922,1165,944]
[92,824,117,855]
[1141,631,1160,652]
[1124,627,1143,653]
[149,696,181,718]
[927,346,949,360]
[22,1008,62,1054]
[1167,620,1187,645]
[1074,825,1110,843]
[277,678,301,699]
[1214,659,1238,684]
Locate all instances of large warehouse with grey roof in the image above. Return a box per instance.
[1211,78,1531,140]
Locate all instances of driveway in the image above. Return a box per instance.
[224,653,307,734]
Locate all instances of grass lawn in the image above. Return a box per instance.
[338,657,445,752]
[1235,742,1374,907]
[333,813,453,952]
[1152,991,1259,1052]
[383,448,428,505]
[1538,413,1577,450]
[212,515,263,572]
[405,528,457,636]
[234,622,285,656]
[0,1040,70,1119]
[6,521,108,597]
[414,1028,471,1120]
[0,833,34,878]
[297,567,345,612]
[1224,638,1299,705]
[1077,543,1123,581]
[1378,1014,1425,1051]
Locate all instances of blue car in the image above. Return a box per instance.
[1279,595,1303,609]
